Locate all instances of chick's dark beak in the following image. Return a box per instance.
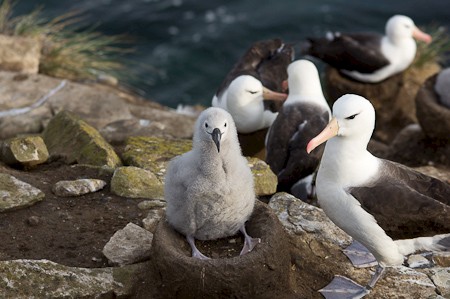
[211,128,222,152]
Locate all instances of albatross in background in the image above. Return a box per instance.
[165,107,260,259]
[307,94,450,297]
[265,59,330,199]
[211,39,293,158]
[305,15,432,83]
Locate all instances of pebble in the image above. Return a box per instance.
[26,216,40,227]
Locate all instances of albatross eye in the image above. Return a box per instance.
[345,114,358,120]
[205,123,209,128]
[224,122,227,127]
[247,90,258,94]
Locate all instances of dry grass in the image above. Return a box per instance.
[0,0,132,81]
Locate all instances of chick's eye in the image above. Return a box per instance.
[345,114,357,120]
[205,123,209,128]
[224,122,227,127]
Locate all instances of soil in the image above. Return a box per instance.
[0,159,145,268]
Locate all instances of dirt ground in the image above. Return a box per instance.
[0,157,337,299]
[0,160,145,268]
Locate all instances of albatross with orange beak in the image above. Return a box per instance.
[307,94,450,298]
[305,15,432,83]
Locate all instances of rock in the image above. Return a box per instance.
[428,268,450,297]
[0,71,193,141]
[0,35,41,74]
[137,199,166,210]
[42,110,122,168]
[0,173,44,212]
[247,157,278,196]
[324,63,440,143]
[268,192,351,247]
[415,74,450,140]
[433,253,450,267]
[0,135,49,167]
[407,254,432,268]
[370,266,436,298]
[142,208,165,233]
[122,136,277,196]
[122,136,192,182]
[26,216,40,227]
[102,223,154,266]
[52,179,107,197]
[148,200,292,298]
[110,166,164,199]
[0,259,148,298]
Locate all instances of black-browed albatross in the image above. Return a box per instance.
[212,39,293,132]
[307,94,450,297]
[305,15,432,83]
[265,59,330,199]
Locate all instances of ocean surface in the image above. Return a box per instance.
[13,0,450,108]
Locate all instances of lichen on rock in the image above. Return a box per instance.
[42,110,122,168]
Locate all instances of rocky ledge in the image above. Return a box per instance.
[0,39,449,298]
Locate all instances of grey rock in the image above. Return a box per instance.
[52,179,107,197]
[268,192,351,247]
[142,208,165,233]
[102,223,153,266]
[137,199,166,210]
[429,268,450,297]
[0,135,49,167]
[0,173,44,212]
[407,254,433,268]
[0,259,149,298]
[110,166,164,199]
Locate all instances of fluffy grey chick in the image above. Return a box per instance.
[165,107,260,259]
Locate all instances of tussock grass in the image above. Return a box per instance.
[414,25,450,68]
[0,0,132,81]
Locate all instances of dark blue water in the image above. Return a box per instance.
[14,0,450,108]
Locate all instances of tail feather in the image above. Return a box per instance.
[395,234,450,256]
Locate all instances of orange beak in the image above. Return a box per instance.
[262,86,288,101]
[412,27,432,44]
[306,117,339,154]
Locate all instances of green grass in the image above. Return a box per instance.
[414,25,450,68]
[0,0,132,81]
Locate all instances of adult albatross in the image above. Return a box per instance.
[265,59,330,198]
[305,15,432,83]
[307,94,450,297]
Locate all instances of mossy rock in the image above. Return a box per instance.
[111,166,164,199]
[247,157,278,196]
[122,136,192,181]
[42,110,122,168]
[0,173,44,212]
[0,135,49,167]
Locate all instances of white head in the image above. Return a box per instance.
[227,75,287,107]
[307,94,375,153]
[385,15,431,44]
[193,107,238,153]
[286,59,324,98]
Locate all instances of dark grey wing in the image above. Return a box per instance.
[259,43,295,112]
[265,104,303,176]
[266,104,329,191]
[215,39,284,97]
[349,160,450,239]
[276,107,329,191]
[307,32,389,73]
